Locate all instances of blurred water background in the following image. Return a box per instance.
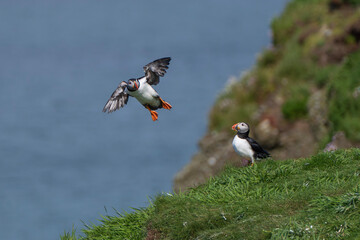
[0,0,288,239]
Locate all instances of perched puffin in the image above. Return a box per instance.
[232,122,270,166]
[103,57,172,121]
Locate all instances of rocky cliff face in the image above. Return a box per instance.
[174,0,360,192]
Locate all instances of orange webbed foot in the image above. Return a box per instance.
[159,97,172,110]
[146,106,158,121]
[150,110,158,121]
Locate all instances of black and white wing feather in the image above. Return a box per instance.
[247,137,271,159]
[103,81,129,113]
[143,57,171,85]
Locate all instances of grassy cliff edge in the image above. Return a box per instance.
[62,149,360,239]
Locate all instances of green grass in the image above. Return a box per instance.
[282,84,310,120]
[271,0,327,46]
[343,0,360,5]
[60,227,77,240]
[328,52,360,141]
[61,207,154,240]
[61,149,360,240]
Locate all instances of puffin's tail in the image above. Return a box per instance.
[256,151,271,159]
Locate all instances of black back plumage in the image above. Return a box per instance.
[237,130,270,160]
[246,137,270,159]
[143,57,171,85]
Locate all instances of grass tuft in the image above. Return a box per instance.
[282,84,310,120]
[60,227,77,240]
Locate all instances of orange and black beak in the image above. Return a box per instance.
[232,123,238,131]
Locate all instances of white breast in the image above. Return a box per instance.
[129,78,160,107]
[232,135,254,159]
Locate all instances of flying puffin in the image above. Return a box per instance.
[103,57,172,121]
[232,122,270,166]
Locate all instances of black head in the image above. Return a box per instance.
[127,78,140,91]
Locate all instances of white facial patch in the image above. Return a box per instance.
[238,122,249,133]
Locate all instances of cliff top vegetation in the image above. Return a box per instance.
[62,148,360,239]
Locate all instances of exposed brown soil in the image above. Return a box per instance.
[314,13,360,65]
[146,223,162,240]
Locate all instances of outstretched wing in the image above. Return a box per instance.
[247,137,271,159]
[102,81,129,113]
[143,57,171,85]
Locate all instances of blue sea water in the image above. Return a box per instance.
[0,1,288,239]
